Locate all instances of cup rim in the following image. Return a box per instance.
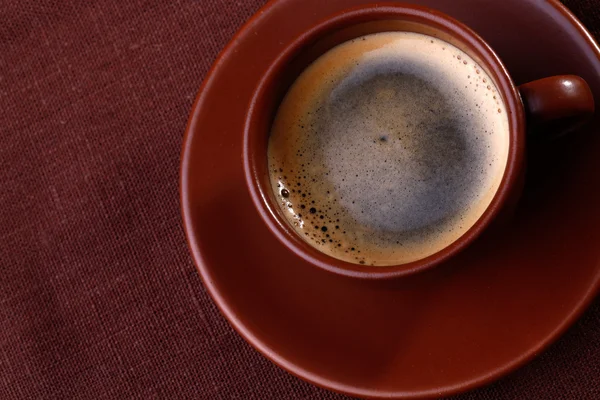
[243,2,525,280]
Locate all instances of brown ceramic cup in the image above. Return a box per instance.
[243,3,594,279]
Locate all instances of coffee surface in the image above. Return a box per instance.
[268,32,509,266]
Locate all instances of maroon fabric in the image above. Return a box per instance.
[0,1,598,399]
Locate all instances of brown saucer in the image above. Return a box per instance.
[181,0,600,398]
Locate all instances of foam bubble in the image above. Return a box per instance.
[268,32,509,266]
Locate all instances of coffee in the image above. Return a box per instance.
[267,32,509,266]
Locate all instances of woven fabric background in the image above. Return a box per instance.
[0,0,598,399]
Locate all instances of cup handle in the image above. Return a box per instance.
[518,75,595,138]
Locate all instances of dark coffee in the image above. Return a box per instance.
[268,32,509,266]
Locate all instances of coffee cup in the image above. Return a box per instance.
[243,3,594,279]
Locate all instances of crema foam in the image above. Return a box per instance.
[268,32,509,266]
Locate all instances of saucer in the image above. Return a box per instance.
[180,0,600,398]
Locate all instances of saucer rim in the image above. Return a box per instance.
[180,0,600,398]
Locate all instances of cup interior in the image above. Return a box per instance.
[243,4,523,279]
